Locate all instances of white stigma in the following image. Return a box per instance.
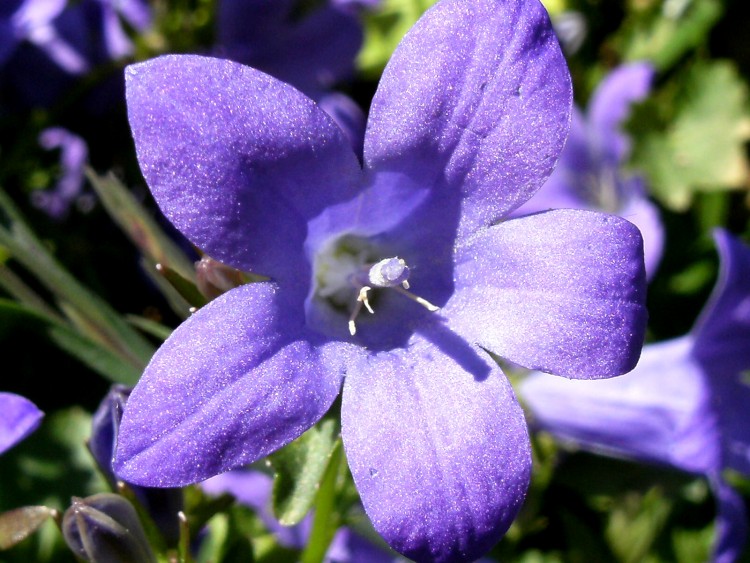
[367,257,410,287]
[348,256,439,335]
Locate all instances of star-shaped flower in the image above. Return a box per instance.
[0,392,43,455]
[512,62,664,278]
[114,0,647,560]
[521,229,750,562]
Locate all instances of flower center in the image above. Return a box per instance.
[313,236,439,336]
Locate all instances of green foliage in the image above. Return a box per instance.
[628,60,750,211]
[0,299,142,384]
[358,0,438,78]
[615,0,723,71]
[0,409,106,562]
[269,419,339,527]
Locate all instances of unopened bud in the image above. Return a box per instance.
[195,256,246,300]
[90,386,183,545]
[62,493,156,563]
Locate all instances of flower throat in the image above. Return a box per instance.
[313,236,439,335]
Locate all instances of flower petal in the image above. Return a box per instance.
[520,337,720,473]
[710,474,749,563]
[114,283,355,486]
[363,0,571,237]
[342,331,530,562]
[618,180,664,279]
[693,229,750,475]
[509,107,591,216]
[447,209,647,377]
[216,0,362,97]
[588,62,654,164]
[125,54,361,279]
[0,392,43,454]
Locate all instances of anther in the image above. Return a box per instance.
[348,286,375,335]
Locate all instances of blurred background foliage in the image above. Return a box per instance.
[1,0,749,561]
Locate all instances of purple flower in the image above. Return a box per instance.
[0,0,83,73]
[1,0,151,110]
[214,0,364,98]
[114,0,647,560]
[213,0,373,155]
[32,127,92,220]
[521,229,750,563]
[202,469,399,562]
[0,392,43,455]
[512,62,664,278]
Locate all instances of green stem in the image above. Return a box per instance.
[300,441,345,563]
[0,188,155,376]
[0,263,65,322]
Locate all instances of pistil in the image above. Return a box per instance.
[348,257,439,335]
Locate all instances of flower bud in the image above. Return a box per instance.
[195,255,246,300]
[90,385,183,545]
[62,493,156,563]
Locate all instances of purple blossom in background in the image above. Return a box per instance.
[202,469,399,562]
[551,11,587,55]
[1,0,151,109]
[114,0,647,560]
[0,0,84,74]
[32,127,92,220]
[214,0,365,98]
[214,0,375,155]
[0,392,43,455]
[512,62,664,278]
[521,229,750,563]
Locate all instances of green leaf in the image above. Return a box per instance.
[0,187,156,370]
[182,486,237,541]
[269,419,338,526]
[0,408,108,512]
[0,299,141,384]
[358,0,437,78]
[605,488,673,563]
[628,60,750,211]
[85,169,198,285]
[194,510,261,563]
[125,314,173,342]
[617,0,723,71]
[0,506,57,550]
[299,439,345,563]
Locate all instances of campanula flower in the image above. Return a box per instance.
[114,0,647,560]
[521,229,750,563]
[214,0,374,155]
[0,0,83,74]
[1,0,150,110]
[215,0,366,99]
[512,62,664,278]
[32,127,92,220]
[0,392,43,455]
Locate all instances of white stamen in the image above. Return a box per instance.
[393,285,440,312]
[358,286,375,314]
